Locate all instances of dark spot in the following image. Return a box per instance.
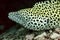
[49,10,51,11]
[29,12,30,13]
[36,19,39,21]
[39,5,41,7]
[56,17,57,19]
[49,6,51,8]
[54,14,56,17]
[53,1,54,3]
[58,23,59,25]
[52,11,54,13]
[40,20,43,23]
[36,8,38,10]
[31,22,33,24]
[34,23,37,25]
[46,1,48,4]
[35,15,36,16]
[44,20,46,22]
[55,11,57,13]
[59,13,60,14]
[51,24,52,25]
[56,6,58,8]
[29,17,31,19]
[50,21,53,23]
[47,19,49,23]
[41,25,43,26]
[44,24,46,25]
[56,21,58,23]
[31,12,32,13]
[42,15,44,17]
[29,23,30,24]
[31,14,32,16]
[33,20,35,22]
[45,9,47,12]
[28,24,29,26]
[54,22,55,25]
[44,13,45,14]
[37,27,39,29]
[38,24,40,26]
[26,16,28,18]
[33,26,35,27]
[57,15,59,17]
[49,26,51,28]
[39,8,41,9]
[45,15,48,17]
[54,0,56,1]
[50,13,52,15]
[50,17,52,19]
[58,18,60,21]
[26,19,28,21]
[37,10,39,11]
[32,17,34,19]
[47,13,49,15]
[42,9,44,10]
[54,19,56,21]
[26,10,28,12]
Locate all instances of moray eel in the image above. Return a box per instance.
[8,0,60,31]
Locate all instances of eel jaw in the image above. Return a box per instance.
[8,12,25,25]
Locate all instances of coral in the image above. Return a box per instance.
[1,28,60,40]
[8,0,60,31]
[0,25,29,40]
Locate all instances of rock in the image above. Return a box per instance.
[55,28,60,34]
[25,34,34,40]
[34,37,46,40]
[50,32,60,39]
[34,32,47,40]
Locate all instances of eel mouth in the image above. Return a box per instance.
[8,12,26,25]
[8,12,21,23]
[8,12,18,20]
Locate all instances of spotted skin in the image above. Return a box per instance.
[8,0,60,31]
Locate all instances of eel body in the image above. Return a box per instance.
[8,0,60,31]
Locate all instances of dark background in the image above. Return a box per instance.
[0,0,46,34]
